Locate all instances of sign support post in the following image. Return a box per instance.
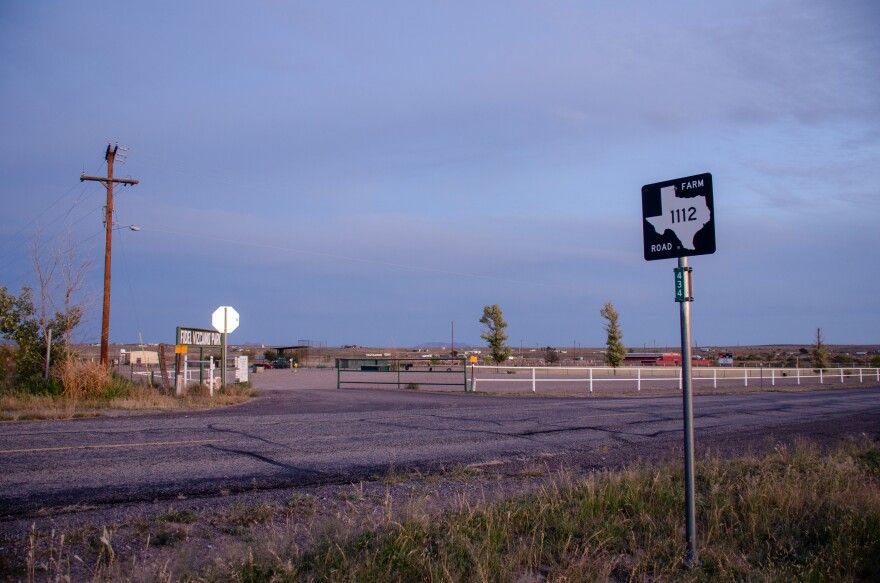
[212,306,240,391]
[642,172,715,568]
[678,256,697,567]
[221,331,227,389]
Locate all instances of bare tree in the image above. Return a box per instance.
[32,232,58,375]
[30,231,92,375]
[53,232,91,355]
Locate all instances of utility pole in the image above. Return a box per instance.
[81,144,139,368]
[451,321,455,357]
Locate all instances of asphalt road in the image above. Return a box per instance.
[2,371,880,519]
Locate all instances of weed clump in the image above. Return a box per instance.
[57,359,113,400]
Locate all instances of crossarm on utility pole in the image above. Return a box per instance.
[80,174,139,186]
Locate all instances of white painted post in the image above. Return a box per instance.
[859,368,863,383]
[744,368,748,387]
[713,368,717,389]
[820,369,823,384]
[183,354,189,393]
[797,367,800,385]
[209,356,215,396]
[771,368,775,386]
[531,367,536,392]
[637,368,641,392]
[679,367,683,391]
[840,368,844,384]
[589,368,593,393]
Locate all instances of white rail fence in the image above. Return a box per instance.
[471,365,880,393]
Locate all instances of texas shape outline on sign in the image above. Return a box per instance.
[646,184,711,251]
[642,173,715,261]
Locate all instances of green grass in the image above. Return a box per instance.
[158,509,198,524]
[211,440,880,582]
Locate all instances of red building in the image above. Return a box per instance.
[624,352,712,366]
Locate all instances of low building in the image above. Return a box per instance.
[119,349,159,365]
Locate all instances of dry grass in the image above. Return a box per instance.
[16,439,879,581]
[201,439,879,582]
[0,367,258,421]
[58,359,112,400]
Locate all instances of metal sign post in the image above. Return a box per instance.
[677,256,697,567]
[642,172,715,568]
[211,306,240,391]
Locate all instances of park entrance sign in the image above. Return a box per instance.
[641,172,715,261]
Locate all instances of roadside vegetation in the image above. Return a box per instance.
[0,351,257,421]
[1,281,257,421]
[13,438,880,581]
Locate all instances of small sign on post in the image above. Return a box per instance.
[674,267,693,302]
[642,172,715,568]
[642,172,715,261]
[212,306,240,390]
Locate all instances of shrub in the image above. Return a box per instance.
[57,359,111,400]
[21,374,65,396]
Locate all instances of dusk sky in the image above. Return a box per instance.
[2,1,878,349]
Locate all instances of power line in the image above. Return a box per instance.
[0,161,105,254]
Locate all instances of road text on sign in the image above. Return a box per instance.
[642,173,715,261]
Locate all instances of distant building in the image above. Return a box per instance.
[624,352,713,367]
[119,349,159,365]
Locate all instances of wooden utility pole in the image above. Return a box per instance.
[80,144,139,367]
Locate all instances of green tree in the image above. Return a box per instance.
[812,328,829,370]
[480,304,511,365]
[544,347,560,365]
[600,302,626,368]
[0,286,49,380]
[263,349,279,362]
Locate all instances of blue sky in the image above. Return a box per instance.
[1,1,878,348]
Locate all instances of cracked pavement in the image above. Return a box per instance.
[1,370,879,519]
